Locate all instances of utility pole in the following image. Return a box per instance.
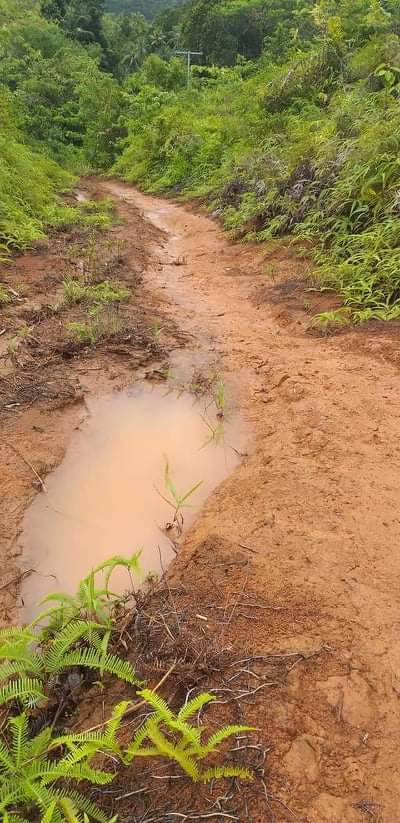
[175,50,203,88]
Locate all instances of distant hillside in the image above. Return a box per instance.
[105,0,185,18]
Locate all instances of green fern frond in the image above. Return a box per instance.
[51,731,107,750]
[104,700,131,744]
[123,721,153,761]
[0,678,44,708]
[177,693,215,721]
[49,742,107,774]
[169,720,203,754]
[146,719,200,781]
[41,762,114,787]
[0,627,35,642]
[60,649,138,684]
[204,725,255,753]
[89,629,111,656]
[200,765,254,782]
[5,816,31,823]
[41,800,58,823]
[0,655,44,681]
[57,797,86,823]
[50,788,111,823]
[23,784,65,815]
[0,640,38,663]
[0,776,24,810]
[137,688,174,723]
[0,741,14,772]
[9,713,29,768]
[46,621,107,671]
[25,728,53,764]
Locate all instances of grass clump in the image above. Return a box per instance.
[63,279,130,306]
[67,306,126,346]
[0,284,12,305]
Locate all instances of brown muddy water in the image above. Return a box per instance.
[21,381,246,617]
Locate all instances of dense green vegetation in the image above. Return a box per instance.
[113,0,400,323]
[3,0,400,320]
[0,0,122,255]
[105,0,184,19]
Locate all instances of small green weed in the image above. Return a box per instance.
[68,235,124,285]
[310,308,352,333]
[67,320,99,345]
[151,319,163,340]
[67,306,125,346]
[0,691,252,822]
[125,689,254,783]
[201,415,226,449]
[0,284,11,305]
[212,374,226,418]
[0,620,138,710]
[157,457,202,536]
[63,279,130,306]
[7,336,19,357]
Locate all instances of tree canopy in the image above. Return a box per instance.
[3,0,400,321]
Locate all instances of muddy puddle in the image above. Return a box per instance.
[21,380,246,617]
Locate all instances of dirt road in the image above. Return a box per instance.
[2,178,400,820]
[105,181,400,821]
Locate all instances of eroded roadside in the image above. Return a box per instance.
[1,179,400,820]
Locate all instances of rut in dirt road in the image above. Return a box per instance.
[105,180,400,822]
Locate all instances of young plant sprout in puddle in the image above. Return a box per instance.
[201,414,226,449]
[201,373,245,457]
[213,374,226,419]
[156,456,203,538]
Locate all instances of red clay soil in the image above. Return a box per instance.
[2,179,400,821]
[105,181,400,822]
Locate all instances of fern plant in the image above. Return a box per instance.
[0,712,120,823]
[0,692,253,821]
[0,621,138,708]
[124,690,254,783]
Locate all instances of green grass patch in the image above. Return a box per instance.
[0,284,12,305]
[67,305,126,345]
[63,278,130,306]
